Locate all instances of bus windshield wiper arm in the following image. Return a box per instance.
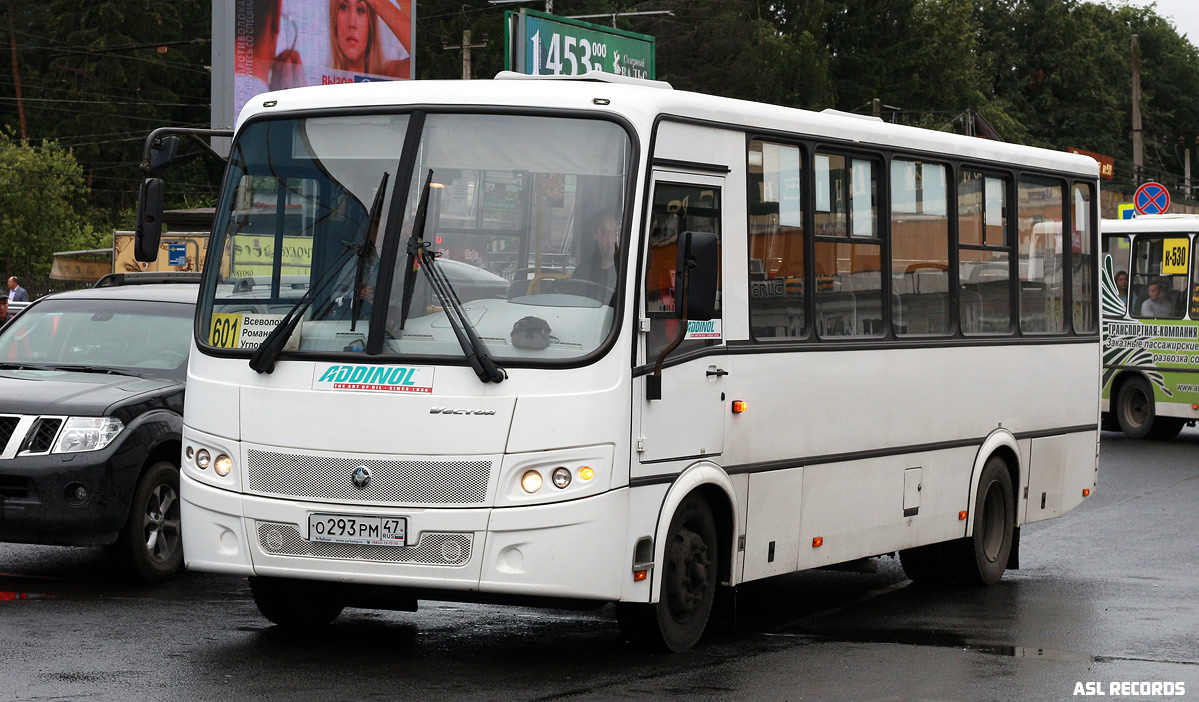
[401,171,505,384]
[351,172,389,332]
[250,173,391,373]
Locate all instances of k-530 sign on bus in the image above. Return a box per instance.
[505,9,655,79]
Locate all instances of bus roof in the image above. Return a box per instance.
[237,75,1100,178]
[1102,214,1199,234]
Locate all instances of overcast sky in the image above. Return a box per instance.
[1095,0,1199,43]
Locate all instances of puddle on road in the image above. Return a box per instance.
[790,628,1094,663]
[0,592,53,601]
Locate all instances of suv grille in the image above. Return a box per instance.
[22,418,62,454]
[246,449,492,506]
[0,415,19,450]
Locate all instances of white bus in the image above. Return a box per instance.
[1101,214,1199,438]
[136,73,1100,652]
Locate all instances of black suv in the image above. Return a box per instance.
[0,274,197,582]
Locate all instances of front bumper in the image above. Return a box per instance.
[0,440,142,546]
[181,473,628,601]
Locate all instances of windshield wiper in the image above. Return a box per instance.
[351,172,389,332]
[249,174,390,374]
[401,171,505,384]
[44,364,141,377]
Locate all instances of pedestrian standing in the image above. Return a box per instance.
[7,277,29,302]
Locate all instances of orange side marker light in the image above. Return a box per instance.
[732,400,748,414]
[812,537,824,548]
[1082,489,1091,497]
[633,570,648,582]
[959,511,969,521]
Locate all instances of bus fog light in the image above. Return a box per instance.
[551,467,572,489]
[196,449,211,470]
[578,466,594,481]
[214,454,233,477]
[521,470,543,493]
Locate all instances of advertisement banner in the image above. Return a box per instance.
[230,0,414,122]
[506,9,655,79]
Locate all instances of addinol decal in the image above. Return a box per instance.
[685,319,722,341]
[1100,255,1197,399]
[312,363,435,394]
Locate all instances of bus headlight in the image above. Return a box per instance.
[551,467,572,489]
[213,454,233,477]
[196,449,211,470]
[52,417,124,454]
[521,470,543,493]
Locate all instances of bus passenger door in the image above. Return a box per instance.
[636,174,726,464]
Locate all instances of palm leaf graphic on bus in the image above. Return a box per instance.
[1100,255,1127,317]
[1101,255,1172,397]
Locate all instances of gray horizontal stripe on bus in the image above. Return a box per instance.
[1104,365,1199,375]
[629,424,1096,487]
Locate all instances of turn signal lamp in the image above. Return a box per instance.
[633,570,648,582]
[521,470,543,494]
[732,401,748,414]
[812,537,824,548]
[214,454,233,477]
[1082,488,1091,497]
[959,511,969,521]
[578,466,595,481]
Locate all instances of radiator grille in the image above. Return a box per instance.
[256,523,471,566]
[245,449,491,505]
[0,415,18,451]
[22,418,62,454]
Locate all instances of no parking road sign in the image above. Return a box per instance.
[1134,182,1171,215]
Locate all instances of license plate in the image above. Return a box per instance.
[308,514,407,547]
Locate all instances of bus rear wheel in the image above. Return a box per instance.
[617,493,718,652]
[249,576,345,629]
[1116,376,1156,439]
[954,457,1014,586]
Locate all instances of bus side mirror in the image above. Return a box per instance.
[677,230,718,321]
[148,135,180,173]
[134,178,164,263]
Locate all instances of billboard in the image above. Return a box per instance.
[505,10,655,79]
[215,0,414,128]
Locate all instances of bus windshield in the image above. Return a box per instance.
[199,112,633,365]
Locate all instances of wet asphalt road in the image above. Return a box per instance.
[1,429,1196,702]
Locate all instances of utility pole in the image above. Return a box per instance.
[8,5,26,140]
[1132,34,1144,185]
[443,30,489,80]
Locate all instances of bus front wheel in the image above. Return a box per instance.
[1116,376,1156,439]
[249,576,345,629]
[616,493,718,652]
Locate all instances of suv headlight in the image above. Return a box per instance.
[53,417,124,453]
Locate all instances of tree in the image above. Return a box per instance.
[0,134,99,279]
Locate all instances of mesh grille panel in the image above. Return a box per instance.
[24,418,62,454]
[246,449,491,506]
[0,416,18,450]
[256,523,471,566]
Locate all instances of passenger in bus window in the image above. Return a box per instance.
[1115,270,1129,299]
[1140,279,1173,317]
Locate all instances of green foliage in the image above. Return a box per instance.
[0,134,97,278]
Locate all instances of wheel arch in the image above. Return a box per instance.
[966,429,1020,537]
[648,461,737,603]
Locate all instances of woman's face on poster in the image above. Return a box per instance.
[337,0,370,63]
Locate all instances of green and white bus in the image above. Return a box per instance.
[1102,214,1199,438]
